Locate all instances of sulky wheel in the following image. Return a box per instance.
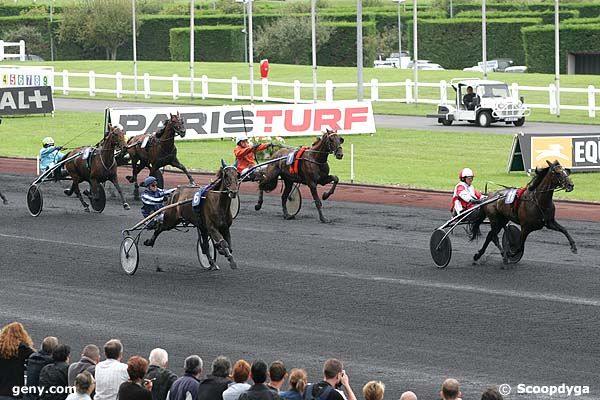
[230,193,240,220]
[196,236,218,270]
[120,236,139,275]
[285,184,302,217]
[430,228,452,268]
[502,224,523,264]
[90,184,106,213]
[27,184,44,217]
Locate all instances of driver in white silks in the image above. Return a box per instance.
[451,167,484,217]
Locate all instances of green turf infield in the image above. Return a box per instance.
[1,111,597,202]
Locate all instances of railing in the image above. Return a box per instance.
[0,40,26,61]
[50,70,599,118]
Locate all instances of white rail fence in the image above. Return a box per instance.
[51,70,599,118]
[0,40,26,61]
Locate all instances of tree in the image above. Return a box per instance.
[3,25,48,58]
[254,16,333,65]
[58,0,139,60]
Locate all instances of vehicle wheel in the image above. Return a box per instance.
[513,117,525,127]
[502,224,523,264]
[90,184,106,213]
[430,228,452,268]
[120,236,139,275]
[230,194,240,220]
[27,184,43,217]
[286,184,302,217]
[441,119,453,126]
[477,111,492,127]
[197,236,217,270]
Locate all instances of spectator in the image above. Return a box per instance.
[0,322,35,400]
[65,372,96,400]
[197,356,232,400]
[117,356,152,400]
[238,360,281,400]
[222,360,251,400]
[480,388,503,400]
[39,344,71,400]
[25,337,59,400]
[146,348,177,400]
[68,345,100,386]
[267,361,286,394]
[280,368,307,400]
[167,355,203,400]
[304,359,357,400]
[440,379,461,400]
[94,339,129,400]
[362,381,384,400]
[399,392,417,400]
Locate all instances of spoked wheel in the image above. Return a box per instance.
[90,184,106,213]
[153,169,164,189]
[120,236,139,275]
[230,194,240,220]
[502,224,523,264]
[285,184,302,217]
[196,236,218,270]
[27,184,43,217]
[430,228,452,268]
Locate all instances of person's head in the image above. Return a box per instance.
[42,137,55,148]
[41,337,59,355]
[363,381,385,400]
[52,344,71,363]
[440,379,461,400]
[103,339,123,361]
[236,134,249,148]
[269,360,287,384]
[459,167,474,185]
[74,371,95,395]
[466,86,473,94]
[481,387,504,400]
[127,356,149,381]
[82,344,100,363]
[232,359,251,384]
[399,391,417,400]
[143,176,158,192]
[184,355,203,377]
[323,358,344,385]
[250,360,268,384]
[149,348,168,368]
[211,356,231,378]
[0,322,34,358]
[287,368,307,394]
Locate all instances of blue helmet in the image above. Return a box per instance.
[143,176,158,187]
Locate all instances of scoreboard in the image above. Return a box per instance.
[0,66,54,88]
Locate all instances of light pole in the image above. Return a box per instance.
[413,0,418,103]
[248,0,254,101]
[311,0,317,102]
[190,0,195,99]
[482,0,487,79]
[50,0,55,61]
[357,0,363,102]
[235,0,248,64]
[392,0,406,68]
[554,0,560,117]
[132,0,138,95]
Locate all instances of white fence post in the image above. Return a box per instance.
[261,78,268,102]
[116,72,123,98]
[440,80,447,105]
[88,71,96,97]
[549,84,556,114]
[405,79,413,104]
[172,74,179,100]
[231,76,238,101]
[293,80,301,104]
[201,75,208,100]
[370,78,379,101]
[512,82,519,103]
[588,85,596,118]
[19,40,25,61]
[62,70,69,95]
[350,143,355,183]
[0,40,4,60]
[325,80,334,102]
[143,73,150,99]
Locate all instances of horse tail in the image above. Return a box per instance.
[468,209,486,241]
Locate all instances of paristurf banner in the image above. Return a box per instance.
[0,86,54,116]
[106,101,376,139]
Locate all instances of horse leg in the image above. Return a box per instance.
[71,179,90,212]
[171,158,196,185]
[83,179,98,200]
[110,176,130,210]
[207,226,237,269]
[143,224,164,247]
[308,182,329,223]
[129,159,143,199]
[199,228,219,270]
[322,175,339,201]
[0,190,7,204]
[281,179,295,220]
[545,219,578,254]
[255,188,264,211]
[473,225,502,262]
[220,228,237,270]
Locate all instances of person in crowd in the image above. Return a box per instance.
[279,368,307,400]
[140,176,176,219]
[197,356,232,400]
[25,337,59,400]
[480,387,503,400]
[399,391,417,400]
[451,167,483,216]
[117,356,152,400]
[222,360,251,400]
[68,344,100,386]
[238,360,280,400]
[0,322,35,400]
[267,361,286,393]
[440,379,461,400]
[65,372,95,400]
[39,137,65,172]
[362,381,384,400]
[233,134,272,181]
[167,355,203,400]
[39,344,71,400]
[94,339,129,400]
[145,348,178,400]
[463,86,478,110]
[303,359,357,400]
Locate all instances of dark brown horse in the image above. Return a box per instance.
[143,163,239,270]
[63,124,130,212]
[469,160,576,264]
[255,129,344,223]
[123,113,195,198]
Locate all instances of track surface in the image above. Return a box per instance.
[1,173,599,400]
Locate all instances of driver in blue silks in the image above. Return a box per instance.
[39,137,65,172]
[140,176,176,218]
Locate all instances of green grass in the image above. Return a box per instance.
[1,111,597,202]
[4,60,598,125]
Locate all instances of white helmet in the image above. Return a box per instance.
[42,137,55,146]
[236,134,248,144]
[459,167,475,180]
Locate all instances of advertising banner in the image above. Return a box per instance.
[0,86,54,116]
[0,66,54,88]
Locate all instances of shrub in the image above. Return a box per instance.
[169,25,244,62]
[317,21,377,67]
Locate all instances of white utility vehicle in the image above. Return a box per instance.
[427,78,530,127]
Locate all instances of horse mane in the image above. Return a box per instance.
[527,166,550,191]
[156,118,172,138]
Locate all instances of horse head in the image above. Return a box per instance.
[105,124,127,150]
[323,128,344,160]
[167,112,186,138]
[220,159,239,199]
[546,160,574,192]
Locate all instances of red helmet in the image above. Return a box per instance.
[459,168,474,181]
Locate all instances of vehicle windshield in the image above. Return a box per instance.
[480,84,510,98]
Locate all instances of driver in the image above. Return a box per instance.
[233,134,272,181]
[451,167,483,216]
[463,86,478,110]
[140,176,176,223]
[39,137,65,172]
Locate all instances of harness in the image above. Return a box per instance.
[289,147,308,174]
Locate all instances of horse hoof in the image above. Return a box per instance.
[571,247,578,254]
[63,189,72,197]
[320,218,331,224]
[228,258,238,270]
[143,239,154,247]
[123,203,131,210]
[283,214,295,220]
[322,193,330,201]
[254,204,262,211]
[473,253,481,261]
[83,207,90,213]
[2,199,8,205]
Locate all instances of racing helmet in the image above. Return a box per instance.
[459,167,475,181]
[143,176,158,187]
[42,137,55,147]
[236,134,249,144]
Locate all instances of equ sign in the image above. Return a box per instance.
[0,86,54,116]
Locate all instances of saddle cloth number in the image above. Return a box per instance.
[286,152,295,165]
[505,188,517,205]
[141,136,150,149]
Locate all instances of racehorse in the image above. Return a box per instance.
[255,128,344,223]
[63,124,130,212]
[469,160,576,264]
[142,162,239,270]
[122,113,195,198]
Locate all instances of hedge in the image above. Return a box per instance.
[522,23,600,73]
[317,21,377,67]
[453,2,600,18]
[406,17,542,69]
[169,25,244,62]
[0,4,64,17]
[455,9,579,24]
